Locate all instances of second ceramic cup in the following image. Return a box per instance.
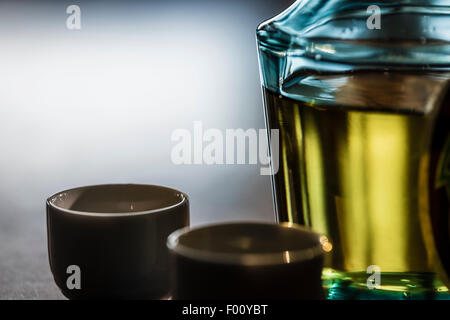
[168,222,329,299]
[47,184,189,299]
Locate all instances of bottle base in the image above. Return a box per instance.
[322,268,450,300]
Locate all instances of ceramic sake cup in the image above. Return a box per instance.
[47,184,189,299]
[168,222,329,299]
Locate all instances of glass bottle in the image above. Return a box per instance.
[257,0,450,299]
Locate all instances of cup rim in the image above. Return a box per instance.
[47,183,188,217]
[167,221,330,266]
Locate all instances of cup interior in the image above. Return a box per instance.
[48,184,186,214]
[168,222,329,265]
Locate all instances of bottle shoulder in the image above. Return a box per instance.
[257,0,450,66]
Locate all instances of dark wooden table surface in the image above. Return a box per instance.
[0,209,64,299]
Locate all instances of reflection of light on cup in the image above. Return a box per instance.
[283,251,291,264]
[320,236,333,252]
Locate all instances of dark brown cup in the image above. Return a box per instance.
[167,222,330,300]
[47,184,189,299]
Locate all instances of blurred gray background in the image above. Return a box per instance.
[0,0,293,299]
